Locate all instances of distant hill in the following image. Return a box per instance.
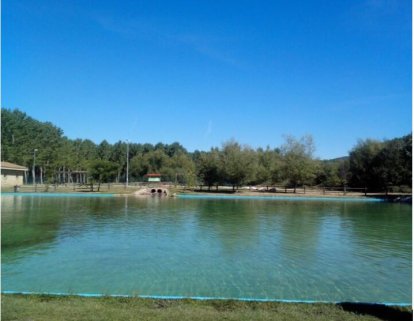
[323,156,349,163]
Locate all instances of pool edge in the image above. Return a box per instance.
[2,290,411,307]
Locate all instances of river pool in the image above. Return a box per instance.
[1,194,411,304]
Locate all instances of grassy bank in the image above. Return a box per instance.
[1,294,412,321]
[3,183,411,198]
[1,183,136,194]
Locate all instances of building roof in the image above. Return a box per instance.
[144,173,162,177]
[1,161,29,171]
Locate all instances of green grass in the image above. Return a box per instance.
[1,294,412,321]
[1,184,138,194]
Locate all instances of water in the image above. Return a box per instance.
[1,194,411,304]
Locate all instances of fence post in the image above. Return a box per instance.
[323,186,325,195]
[364,187,367,196]
[303,186,306,194]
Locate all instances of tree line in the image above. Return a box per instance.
[1,109,411,192]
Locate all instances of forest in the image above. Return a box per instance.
[1,109,412,192]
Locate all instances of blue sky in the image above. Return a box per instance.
[3,0,412,159]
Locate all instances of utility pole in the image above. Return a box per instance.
[126,140,129,188]
[33,149,38,192]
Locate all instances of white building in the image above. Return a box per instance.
[1,161,28,187]
[144,173,161,182]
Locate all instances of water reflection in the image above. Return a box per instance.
[342,202,412,268]
[2,196,63,251]
[195,199,260,254]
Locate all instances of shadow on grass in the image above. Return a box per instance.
[338,302,412,321]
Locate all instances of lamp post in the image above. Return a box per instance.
[126,140,129,188]
[33,149,38,192]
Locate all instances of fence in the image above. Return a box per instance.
[249,185,412,196]
[2,182,411,197]
[246,185,368,196]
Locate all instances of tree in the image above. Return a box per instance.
[220,140,256,190]
[165,142,187,157]
[196,149,221,190]
[347,135,412,192]
[280,135,317,192]
[130,149,170,181]
[349,139,383,190]
[98,140,112,161]
[110,141,127,182]
[315,159,349,187]
[54,139,77,184]
[168,151,196,186]
[1,109,65,183]
[88,160,119,192]
[146,149,169,173]
[254,147,282,186]
[130,153,150,180]
[400,134,412,186]
[379,135,412,190]
[2,108,411,194]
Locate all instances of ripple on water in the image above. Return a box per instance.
[1,196,411,304]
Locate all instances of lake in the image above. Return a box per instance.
[1,194,411,304]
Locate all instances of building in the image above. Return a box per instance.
[1,161,29,187]
[144,173,162,182]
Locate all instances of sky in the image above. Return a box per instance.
[2,0,412,159]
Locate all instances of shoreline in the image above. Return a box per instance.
[2,291,411,307]
[2,188,412,201]
[2,293,412,321]
[177,191,412,202]
[182,190,368,198]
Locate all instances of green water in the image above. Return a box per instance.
[1,194,411,303]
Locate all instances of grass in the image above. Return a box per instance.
[1,294,412,321]
[3,184,408,200]
[1,183,186,195]
[1,184,136,194]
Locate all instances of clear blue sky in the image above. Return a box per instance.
[3,0,412,159]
